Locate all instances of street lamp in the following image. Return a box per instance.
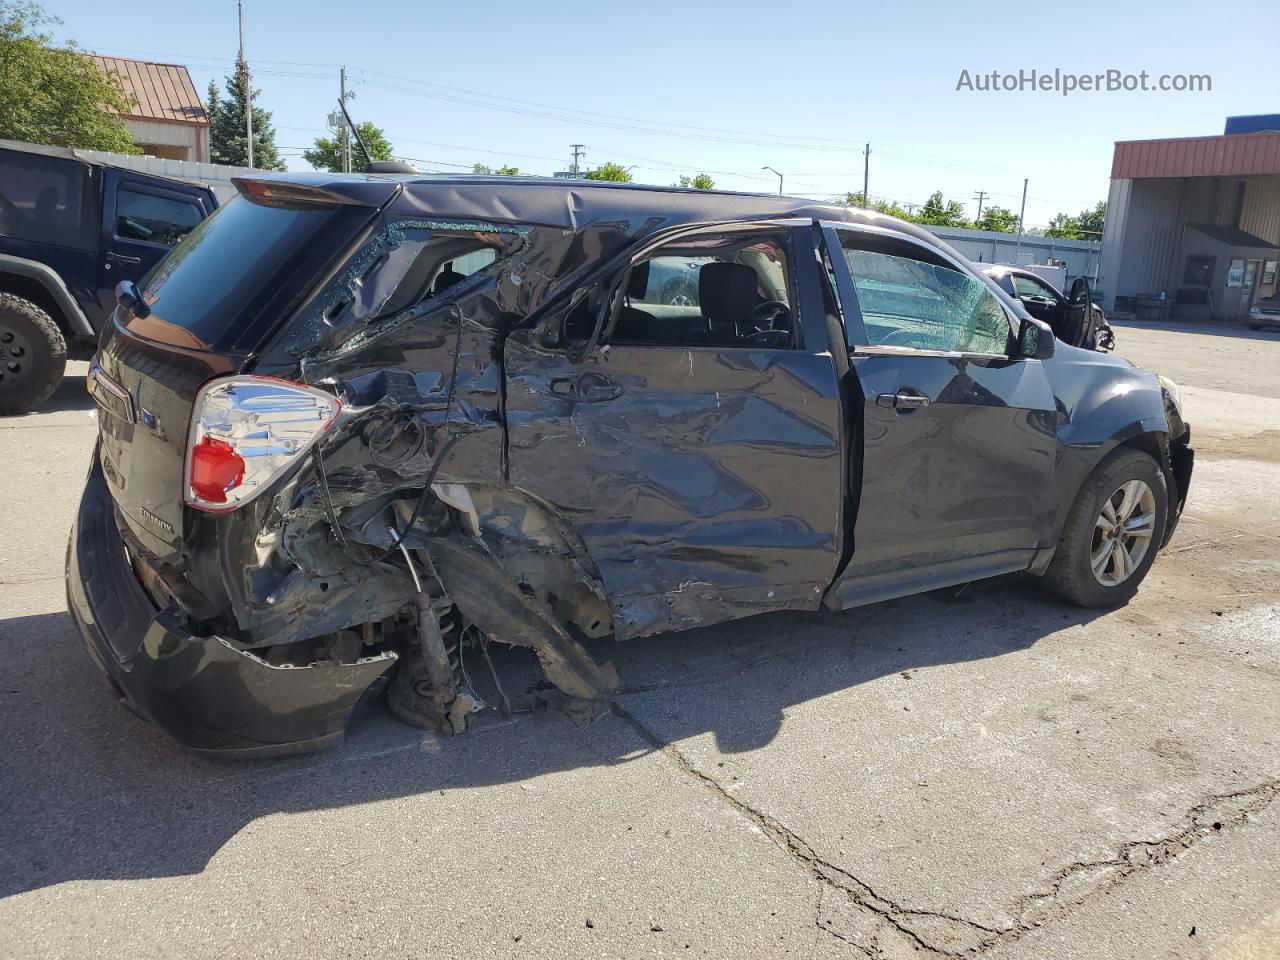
[762,166,783,196]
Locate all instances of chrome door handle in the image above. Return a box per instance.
[876,391,930,411]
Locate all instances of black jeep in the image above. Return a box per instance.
[0,140,217,413]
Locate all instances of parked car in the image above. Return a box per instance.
[68,177,1193,756]
[0,140,219,413]
[1247,293,1280,329]
[981,264,1115,351]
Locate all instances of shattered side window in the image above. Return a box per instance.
[295,218,527,350]
[843,248,1013,355]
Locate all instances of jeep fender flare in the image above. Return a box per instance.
[0,253,95,337]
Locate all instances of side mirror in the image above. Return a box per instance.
[115,280,150,319]
[1018,317,1055,359]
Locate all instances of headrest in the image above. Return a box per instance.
[432,264,467,295]
[698,262,757,325]
[627,261,650,300]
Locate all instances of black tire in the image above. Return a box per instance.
[1248,323,1262,331]
[1041,447,1168,608]
[0,293,67,416]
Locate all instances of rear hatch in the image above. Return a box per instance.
[89,179,389,560]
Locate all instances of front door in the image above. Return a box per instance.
[823,225,1059,609]
[503,223,846,639]
[97,171,211,320]
[1242,259,1259,315]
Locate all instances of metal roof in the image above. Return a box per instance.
[1187,223,1280,249]
[91,55,208,127]
[1111,132,1280,179]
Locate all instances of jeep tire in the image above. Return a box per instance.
[0,293,67,415]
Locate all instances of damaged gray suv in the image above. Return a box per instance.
[68,174,1193,756]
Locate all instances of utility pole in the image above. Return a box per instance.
[862,143,870,207]
[762,166,783,196]
[238,0,253,168]
[1014,178,1029,263]
[340,67,350,173]
[570,144,585,176]
[972,190,988,224]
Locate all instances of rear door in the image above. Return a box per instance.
[823,224,1059,609]
[98,170,212,315]
[503,222,847,638]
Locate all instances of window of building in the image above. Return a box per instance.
[608,232,795,349]
[1183,255,1215,286]
[841,247,1012,355]
[115,187,204,246]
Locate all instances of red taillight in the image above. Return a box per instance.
[184,376,341,513]
[189,436,246,504]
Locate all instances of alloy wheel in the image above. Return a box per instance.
[1090,478,1157,587]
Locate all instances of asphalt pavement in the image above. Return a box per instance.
[1,321,1277,959]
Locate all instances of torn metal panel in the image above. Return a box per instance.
[423,536,618,702]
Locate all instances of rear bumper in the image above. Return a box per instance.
[66,453,396,758]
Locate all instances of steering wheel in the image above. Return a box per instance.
[751,299,790,331]
[742,328,790,347]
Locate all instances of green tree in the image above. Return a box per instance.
[584,162,633,183]
[472,162,519,175]
[208,55,284,170]
[675,173,714,189]
[915,191,971,228]
[303,121,393,172]
[0,1,137,151]
[976,204,1020,233]
[839,191,916,222]
[1046,200,1106,239]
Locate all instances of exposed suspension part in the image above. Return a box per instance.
[385,555,481,735]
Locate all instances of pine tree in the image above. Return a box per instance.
[208,55,284,170]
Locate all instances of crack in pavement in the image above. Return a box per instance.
[612,703,1000,957]
[612,703,1280,957]
[1002,779,1280,946]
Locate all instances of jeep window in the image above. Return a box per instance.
[842,246,1013,355]
[135,196,370,351]
[0,149,92,249]
[609,232,796,349]
[114,187,203,247]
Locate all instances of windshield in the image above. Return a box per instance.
[129,196,371,352]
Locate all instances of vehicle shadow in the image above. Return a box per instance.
[39,369,94,414]
[0,575,1106,899]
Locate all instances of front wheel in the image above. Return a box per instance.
[1041,447,1168,607]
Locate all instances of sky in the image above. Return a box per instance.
[44,0,1280,230]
